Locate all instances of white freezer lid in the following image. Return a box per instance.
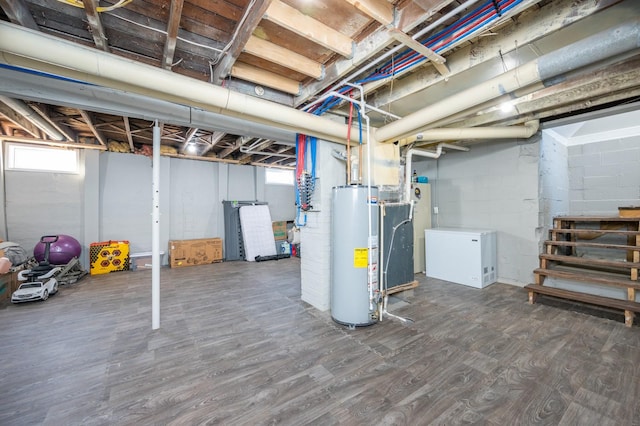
[426,227,496,235]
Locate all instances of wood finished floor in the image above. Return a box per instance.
[1,258,640,425]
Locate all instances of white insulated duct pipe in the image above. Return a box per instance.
[0,22,350,145]
[404,143,469,203]
[376,19,640,143]
[0,95,65,141]
[398,121,539,146]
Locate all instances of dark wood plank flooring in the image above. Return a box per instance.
[1,258,640,425]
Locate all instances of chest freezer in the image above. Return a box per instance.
[425,228,497,288]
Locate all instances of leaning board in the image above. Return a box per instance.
[239,205,277,261]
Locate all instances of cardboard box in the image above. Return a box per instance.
[89,241,130,275]
[272,221,287,241]
[169,238,223,268]
[0,264,27,301]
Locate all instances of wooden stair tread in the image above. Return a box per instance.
[534,267,640,289]
[554,216,640,222]
[550,228,640,236]
[525,284,640,312]
[544,240,640,251]
[539,253,640,270]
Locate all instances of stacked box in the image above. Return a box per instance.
[0,264,27,301]
[169,238,223,268]
[272,221,287,241]
[89,241,130,275]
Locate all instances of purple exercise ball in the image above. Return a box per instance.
[33,235,82,265]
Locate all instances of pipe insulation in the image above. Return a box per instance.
[0,95,65,140]
[404,143,469,203]
[399,121,539,146]
[376,18,640,143]
[0,22,350,145]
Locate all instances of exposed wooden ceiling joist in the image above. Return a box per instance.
[295,2,437,105]
[200,131,226,156]
[343,0,394,25]
[82,0,109,52]
[231,62,300,95]
[212,0,273,84]
[263,0,354,58]
[123,116,135,152]
[388,28,449,76]
[0,101,41,138]
[79,110,107,146]
[180,126,198,154]
[0,0,38,29]
[162,0,184,69]
[30,104,77,142]
[244,35,323,80]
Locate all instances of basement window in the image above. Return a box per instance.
[6,143,79,174]
[265,168,294,185]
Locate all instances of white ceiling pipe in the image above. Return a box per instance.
[398,121,539,146]
[0,95,65,141]
[376,19,640,143]
[0,22,350,145]
[404,143,469,203]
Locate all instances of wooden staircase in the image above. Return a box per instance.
[525,216,640,327]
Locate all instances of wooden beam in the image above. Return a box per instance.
[82,0,109,51]
[218,136,249,158]
[388,28,449,76]
[180,127,198,154]
[30,104,77,142]
[295,1,434,105]
[0,101,41,138]
[342,0,394,25]
[79,110,107,146]
[244,36,323,80]
[162,0,185,69]
[264,0,353,58]
[231,62,300,95]
[0,0,39,29]
[123,116,135,152]
[200,131,226,155]
[212,0,273,84]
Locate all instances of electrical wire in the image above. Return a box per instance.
[57,0,133,13]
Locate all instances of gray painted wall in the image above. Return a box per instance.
[3,149,295,267]
[539,131,570,244]
[415,138,541,286]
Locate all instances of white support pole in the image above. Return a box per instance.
[152,120,161,330]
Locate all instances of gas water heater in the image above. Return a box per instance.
[331,185,379,327]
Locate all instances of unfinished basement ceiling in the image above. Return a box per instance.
[0,0,639,167]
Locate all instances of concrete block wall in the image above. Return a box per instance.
[300,140,346,311]
[539,131,570,247]
[568,137,640,214]
[415,138,541,286]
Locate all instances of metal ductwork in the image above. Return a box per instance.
[0,95,65,141]
[0,22,350,146]
[375,19,640,143]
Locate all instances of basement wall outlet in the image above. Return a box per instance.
[433,206,439,214]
